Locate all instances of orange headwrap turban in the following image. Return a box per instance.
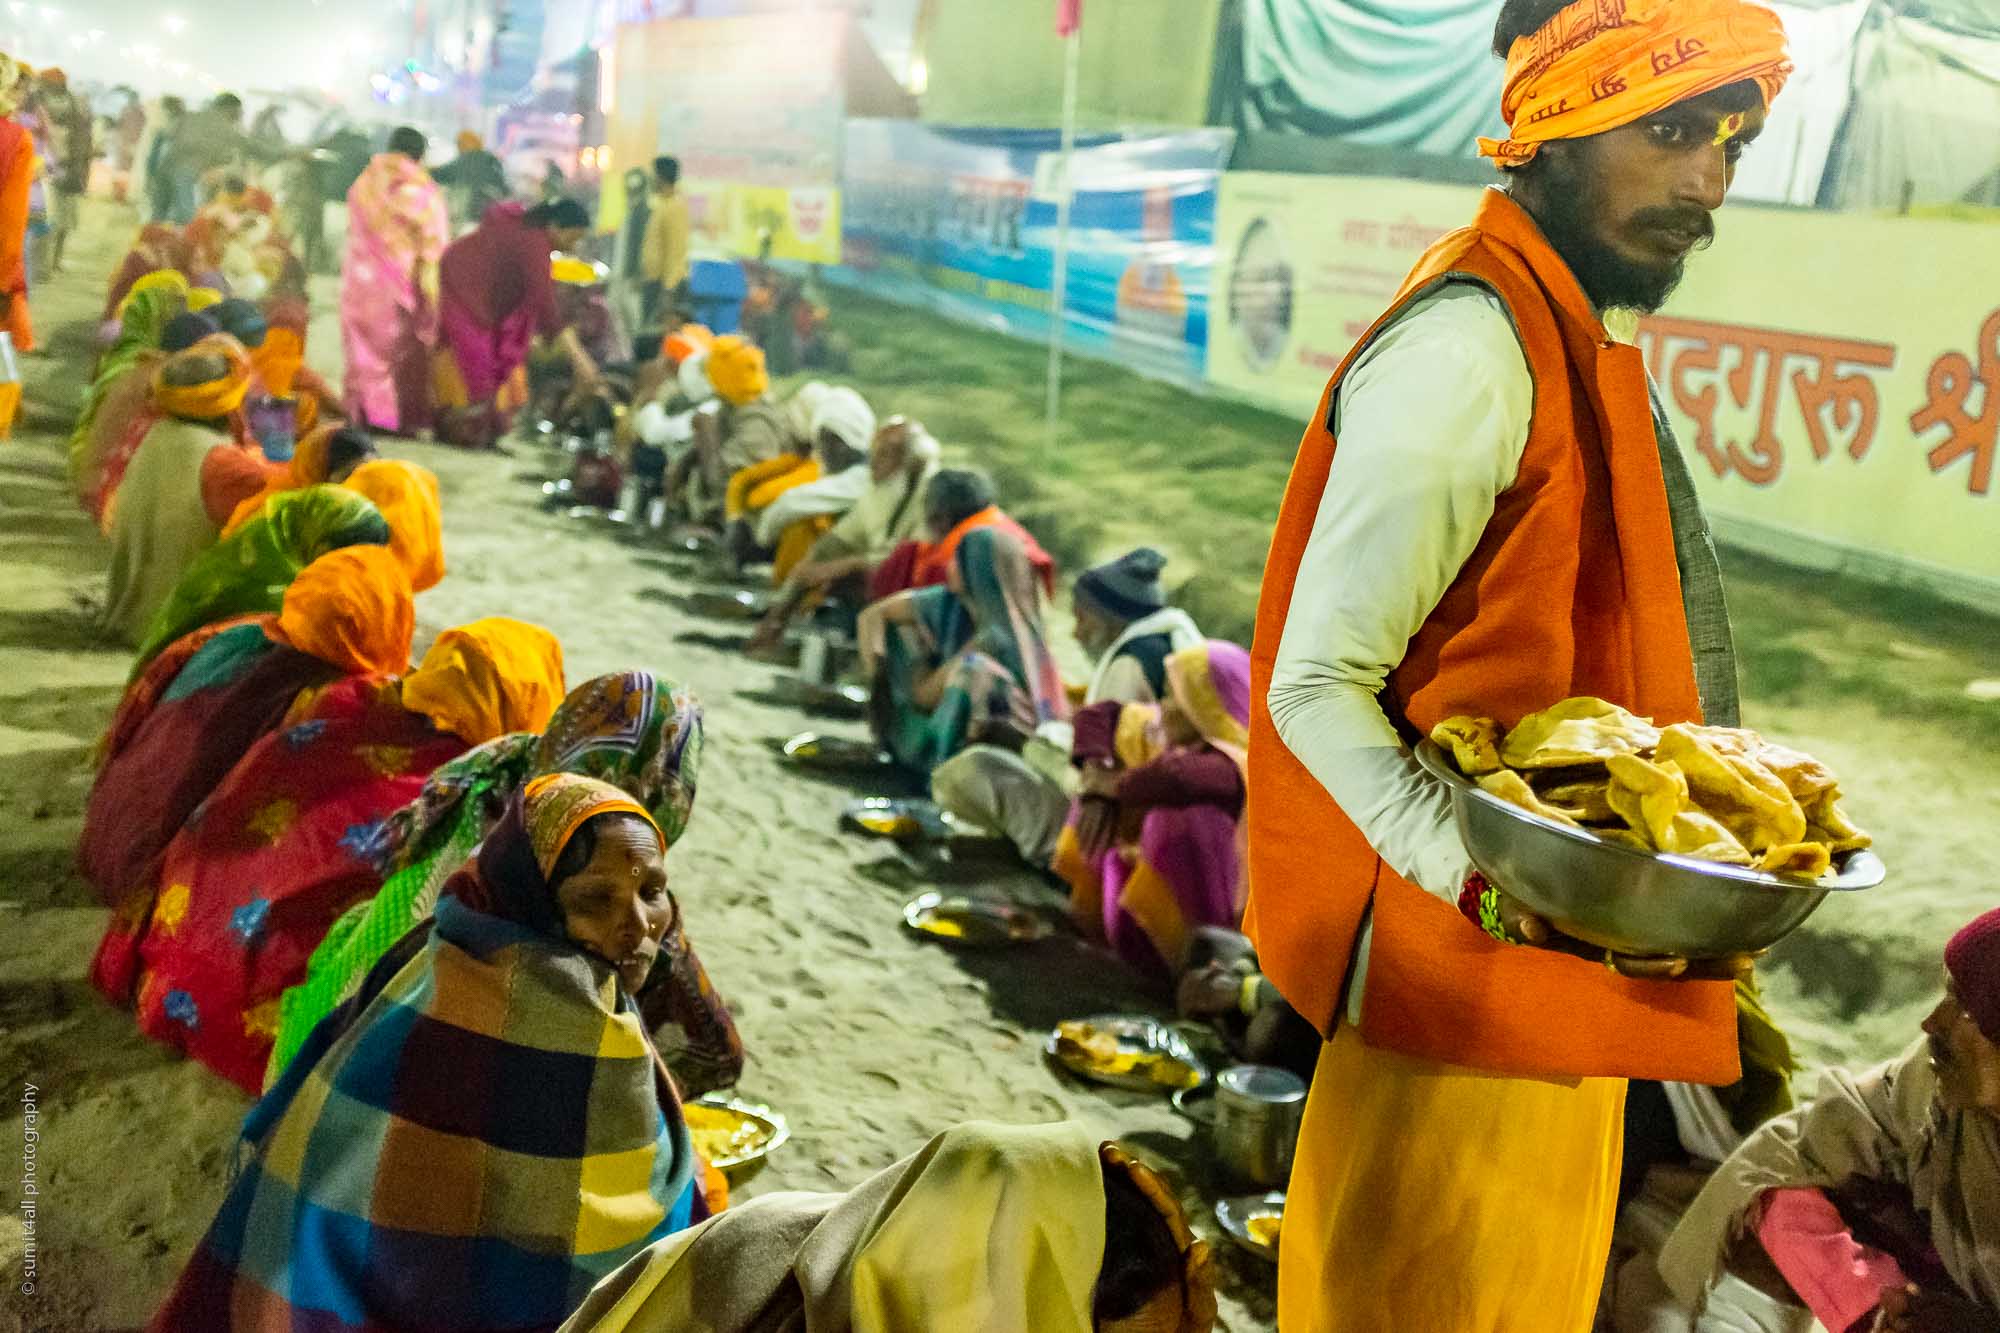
[1477,0,1792,169]
[661,323,714,368]
[339,459,446,592]
[152,334,253,421]
[706,335,769,407]
[457,130,483,153]
[400,617,567,746]
[265,545,416,677]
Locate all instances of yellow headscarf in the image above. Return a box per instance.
[186,287,224,313]
[401,617,567,746]
[151,334,253,420]
[339,459,446,593]
[264,545,415,677]
[705,335,769,407]
[117,268,191,322]
[1478,0,1792,168]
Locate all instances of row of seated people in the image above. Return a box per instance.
[612,326,1314,1080]
[66,234,1220,1332]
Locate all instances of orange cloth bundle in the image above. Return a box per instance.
[1477,0,1792,168]
[265,545,415,677]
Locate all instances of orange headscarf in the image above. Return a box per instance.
[400,617,566,746]
[250,326,305,399]
[264,545,415,677]
[339,459,445,592]
[1477,0,1791,168]
[152,334,253,420]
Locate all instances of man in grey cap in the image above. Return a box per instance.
[931,546,1203,867]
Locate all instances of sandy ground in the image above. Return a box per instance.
[2,199,1996,1331]
[0,203,1277,1330]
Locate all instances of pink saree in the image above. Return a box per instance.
[339,154,448,433]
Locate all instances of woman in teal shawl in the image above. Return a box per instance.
[68,272,188,503]
[268,670,709,1084]
[128,483,389,677]
[860,526,1070,773]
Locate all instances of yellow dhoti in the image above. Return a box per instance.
[1278,1023,1624,1332]
[771,514,833,583]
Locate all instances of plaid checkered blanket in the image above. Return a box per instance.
[151,896,698,1332]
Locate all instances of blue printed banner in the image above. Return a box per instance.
[833,122,1235,387]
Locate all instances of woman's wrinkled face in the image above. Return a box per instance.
[555,818,671,995]
[1924,973,2000,1115]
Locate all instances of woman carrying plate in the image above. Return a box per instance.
[151,774,713,1332]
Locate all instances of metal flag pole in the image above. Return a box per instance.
[1044,18,1080,461]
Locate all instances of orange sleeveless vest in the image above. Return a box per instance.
[1242,188,1739,1085]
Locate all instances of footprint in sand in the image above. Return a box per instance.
[857,1069,901,1094]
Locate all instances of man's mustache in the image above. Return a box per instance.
[1630,207,1716,245]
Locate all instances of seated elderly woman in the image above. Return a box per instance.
[860,521,1070,775]
[1654,905,2000,1333]
[271,670,741,1100]
[744,415,942,655]
[100,335,286,645]
[150,774,716,1332]
[723,384,877,581]
[559,1122,1216,1333]
[124,614,567,1092]
[1054,642,1252,980]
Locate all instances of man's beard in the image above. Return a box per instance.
[1522,162,1713,314]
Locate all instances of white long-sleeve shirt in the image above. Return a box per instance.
[1266,282,1534,1022]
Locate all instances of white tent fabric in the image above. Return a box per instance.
[1819,10,2000,207]
[1729,0,1871,206]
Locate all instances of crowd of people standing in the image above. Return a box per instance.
[26,0,2000,1322]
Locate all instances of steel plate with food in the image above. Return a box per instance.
[1216,1193,1286,1263]
[1418,696,1885,958]
[685,1096,789,1172]
[1045,1015,1208,1093]
[842,797,959,843]
[777,732,892,773]
[902,891,1051,947]
[686,589,765,621]
[770,676,870,719]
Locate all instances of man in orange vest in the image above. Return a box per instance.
[1243,0,1794,1327]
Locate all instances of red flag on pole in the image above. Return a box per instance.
[1056,0,1082,36]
